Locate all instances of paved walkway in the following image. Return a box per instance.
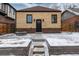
[28,33,49,56]
[27,33,45,39]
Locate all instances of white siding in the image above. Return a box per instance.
[4,5,6,13]
[0,3,2,9]
[0,3,16,19]
[12,9,15,19]
[7,5,15,19]
[8,5,10,17]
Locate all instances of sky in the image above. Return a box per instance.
[11,3,58,10]
[11,3,79,11]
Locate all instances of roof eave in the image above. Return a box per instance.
[17,11,61,12]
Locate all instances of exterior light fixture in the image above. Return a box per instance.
[34,19,35,21]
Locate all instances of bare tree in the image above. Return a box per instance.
[62,3,78,10]
[50,3,60,9]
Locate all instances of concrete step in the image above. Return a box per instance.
[33,48,45,53]
[29,38,49,56]
[33,51,44,54]
[33,39,45,42]
[33,53,45,56]
[34,46,44,48]
[33,42,45,46]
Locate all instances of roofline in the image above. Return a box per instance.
[61,10,74,16]
[17,6,61,12]
[62,9,79,16]
[67,9,79,15]
[17,11,61,12]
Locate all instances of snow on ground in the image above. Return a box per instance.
[0,38,31,47]
[46,38,79,46]
[51,54,79,56]
[44,32,79,46]
[0,32,79,47]
[0,33,31,47]
[0,33,31,39]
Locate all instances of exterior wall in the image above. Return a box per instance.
[16,12,61,32]
[7,4,16,19]
[62,11,75,21]
[62,16,79,32]
[0,15,15,34]
[0,3,16,34]
[0,4,2,9]
[0,3,16,19]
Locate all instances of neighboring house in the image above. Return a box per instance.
[62,8,79,32]
[16,6,61,33]
[0,3,16,34]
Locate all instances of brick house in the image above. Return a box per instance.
[16,6,61,33]
[0,3,16,34]
[62,8,79,32]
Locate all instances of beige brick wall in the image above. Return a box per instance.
[16,12,61,28]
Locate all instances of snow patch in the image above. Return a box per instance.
[51,54,79,56]
[46,32,79,46]
[0,38,31,48]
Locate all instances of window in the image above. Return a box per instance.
[9,7,11,13]
[13,10,15,19]
[2,4,5,11]
[0,3,2,9]
[5,5,8,13]
[51,14,57,23]
[75,22,79,28]
[13,10,15,15]
[26,14,32,23]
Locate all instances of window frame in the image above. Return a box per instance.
[0,3,2,9]
[51,14,57,23]
[75,21,79,28]
[26,14,32,23]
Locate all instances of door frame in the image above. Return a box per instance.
[36,19,42,32]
